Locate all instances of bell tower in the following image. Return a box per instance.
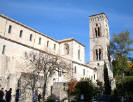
[89,13,114,84]
[89,13,110,62]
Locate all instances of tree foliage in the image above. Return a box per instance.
[104,63,111,95]
[110,31,133,57]
[116,76,133,101]
[74,78,96,102]
[125,61,133,76]
[96,80,104,96]
[112,55,128,77]
[110,31,133,77]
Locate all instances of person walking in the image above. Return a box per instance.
[0,88,4,98]
[38,93,41,102]
[0,88,6,102]
[3,90,7,101]
[32,92,38,102]
[6,88,12,102]
[15,89,20,102]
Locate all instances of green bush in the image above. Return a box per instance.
[116,76,133,101]
[46,94,59,102]
[74,78,95,102]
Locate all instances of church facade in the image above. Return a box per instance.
[0,13,114,101]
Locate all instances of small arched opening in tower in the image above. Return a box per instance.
[94,23,101,38]
[94,46,103,61]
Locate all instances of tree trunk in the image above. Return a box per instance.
[42,76,47,101]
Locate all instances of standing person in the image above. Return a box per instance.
[38,93,41,102]
[32,92,38,102]
[6,88,12,102]
[0,88,4,100]
[15,89,19,102]
[0,88,6,102]
[0,88,4,98]
[3,90,7,101]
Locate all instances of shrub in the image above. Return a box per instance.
[116,76,133,101]
[74,78,95,102]
[46,94,59,102]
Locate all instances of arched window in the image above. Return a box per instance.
[2,45,6,54]
[39,38,41,44]
[19,30,23,38]
[95,48,102,61]
[98,27,100,36]
[64,43,69,55]
[94,23,101,38]
[47,41,49,47]
[29,34,32,41]
[74,66,76,73]
[78,49,80,60]
[94,46,103,61]
[8,25,12,33]
[107,46,111,61]
[54,44,56,50]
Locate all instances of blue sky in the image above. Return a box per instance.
[0,0,133,62]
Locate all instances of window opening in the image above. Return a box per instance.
[30,34,32,41]
[2,45,6,54]
[78,49,80,60]
[64,44,69,55]
[96,49,102,61]
[95,24,100,37]
[19,30,23,38]
[39,38,41,44]
[54,44,56,50]
[47,41,49,47]
[8,25,12,33]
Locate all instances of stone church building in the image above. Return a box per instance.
[0,13,114,101]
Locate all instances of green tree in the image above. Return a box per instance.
[110,31,133,57]
[104,63,111,95]
[110,31,133,77]
[74,78,95,102]
[116,76,133,101]
[112,55,128,77]
[125,61,133,76]
[96,80,104,95]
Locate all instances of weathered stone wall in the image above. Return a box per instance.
[89,13,114,88]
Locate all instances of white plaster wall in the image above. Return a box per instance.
[72,63,95,82]
[0,16,60,56]
[59,40,85,64]
[0,16,6,36]
[72,41,85,64]
[59,41,73,60]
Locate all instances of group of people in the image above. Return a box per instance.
[0,88,42,102]
[0,88,19,102]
